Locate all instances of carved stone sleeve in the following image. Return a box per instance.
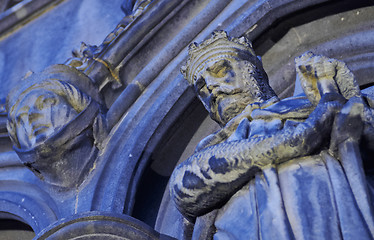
[170,94,344,219]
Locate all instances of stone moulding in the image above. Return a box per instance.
[0,180,59,233]
[92,0,336,217]
[35,212,175,240]
[0,0,63,36]
[0,0,374,239]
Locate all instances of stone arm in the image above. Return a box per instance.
[195,96,280,152]
[170,94,344,219]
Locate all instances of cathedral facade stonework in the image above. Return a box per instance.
[0,0,374,239]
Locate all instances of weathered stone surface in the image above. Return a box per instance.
[35,212,176,240]
[0,0,124,100]
[1,0,374,239]
[169,29,374,239]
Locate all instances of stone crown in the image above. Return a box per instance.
[181,31,256,85]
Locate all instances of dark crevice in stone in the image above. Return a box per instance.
[0,219,34,232]
[131,166,169,228]
[130,98,208,227]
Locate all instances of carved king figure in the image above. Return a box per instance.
[170,31,374,239]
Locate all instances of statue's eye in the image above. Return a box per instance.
[207,60,232,78]
[42,96,57,105]
[15,110,28,123]
[35,95,57,109]
[28,112,43,122]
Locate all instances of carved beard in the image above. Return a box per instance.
[211,93,245,124]
[209,72,272,125]
[210,91,257,125]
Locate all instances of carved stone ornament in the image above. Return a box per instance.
[180,31,277,126]
[6,64,103,188]
[171,31,374,239]
[3,0,158,191]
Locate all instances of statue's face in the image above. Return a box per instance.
[194,58,270,125]
[12,89,78,149]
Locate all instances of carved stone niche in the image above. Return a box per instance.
[6,64,103,188]
[169,30,374,240]
[1,0,374,239]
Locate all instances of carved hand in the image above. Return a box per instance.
[296,51,340,105]
[171,92,344,219]
[195,96,280,151]
[296,51,361,105]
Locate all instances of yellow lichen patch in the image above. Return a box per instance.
[207,60,232,78]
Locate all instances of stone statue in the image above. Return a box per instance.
[6,64,104,188]
[170,31,374,239]
[3,0,155,191]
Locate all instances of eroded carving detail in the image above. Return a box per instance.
[3,0,155,190]
[65,0,153,90]
[6,64,103,188]
[171,31,374,239]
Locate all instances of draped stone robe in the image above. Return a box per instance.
[192,93,374,240]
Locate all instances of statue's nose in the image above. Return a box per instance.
[205,77,215,87]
